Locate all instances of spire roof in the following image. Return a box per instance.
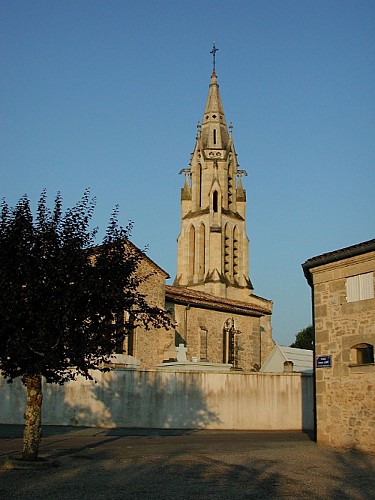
[203,71,226,118]
[201,70,229,150]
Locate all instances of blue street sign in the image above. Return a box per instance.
[316,355,332,368]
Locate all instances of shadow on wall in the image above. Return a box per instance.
[42,369,221,429]
[0,377,26,425]
[2,371,315,431]
[301,374,314,438]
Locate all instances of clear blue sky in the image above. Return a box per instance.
[1,0,374,346]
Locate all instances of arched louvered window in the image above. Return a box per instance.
[224,223,231,281]
[228,164,234,209]
[233,226,239,278]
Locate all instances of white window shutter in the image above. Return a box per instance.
[347,272,374,302]
[359,272,374,300]
[347,275,360,302]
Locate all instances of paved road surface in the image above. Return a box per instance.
[0,426,374,499]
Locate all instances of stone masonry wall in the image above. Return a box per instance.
[171,303,264,370]
[125,257,175,368]
[311,252,375,451]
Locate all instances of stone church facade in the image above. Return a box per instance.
[120,65,274,371]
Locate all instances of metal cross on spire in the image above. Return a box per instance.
[210,42,218,72]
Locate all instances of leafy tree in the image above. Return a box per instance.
[0,190,170,461]
[290,325,313,350]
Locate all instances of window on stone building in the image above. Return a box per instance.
[166,304,175,319]
[346,272,374,302]
[114,311,127,354]
[200,329,208,361]
[223,318,241,368]
[198,223,205,278]
[351,343,374,365]
[189,225,195,277]
[197,163,202,208]
[213,191,218,213]
[224,223,231,281]
[233,226,239,278]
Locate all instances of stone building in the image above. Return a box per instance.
[165,285,272,370]
[117,241,175,369]
[119,59,274,371]
[166,63,274,370]
[303,239,375,451]
[88,238,173,370]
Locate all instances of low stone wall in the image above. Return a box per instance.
[0,369,313,430]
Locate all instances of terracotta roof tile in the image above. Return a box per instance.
[165,285,272,316]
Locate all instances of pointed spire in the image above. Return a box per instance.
[200,48,229,150]
[203,70,226,119]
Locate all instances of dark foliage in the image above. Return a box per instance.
[290,325,313,350]
[0,190,170,384]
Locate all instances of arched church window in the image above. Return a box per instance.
[196,163,202,208]
[198,223,205,278]
[120,313,135,356]
[223,318,241,369]
[200,329,208,361]
[213,191,218,213]
[189,225,195,277]
[213,128,217,145]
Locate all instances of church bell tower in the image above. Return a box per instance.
[174,45,253,302]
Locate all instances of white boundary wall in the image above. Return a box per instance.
[0,370,314,430]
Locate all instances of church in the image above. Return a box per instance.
[121,50,274,371]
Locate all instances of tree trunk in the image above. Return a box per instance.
[22,374,43,461]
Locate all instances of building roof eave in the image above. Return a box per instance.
[302,238,375,286]
[165,285,272,317]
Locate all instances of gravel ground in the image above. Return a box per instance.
[0,426,374,499]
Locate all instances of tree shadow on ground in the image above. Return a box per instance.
[1,433,374,499]
[326,448,375,499]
